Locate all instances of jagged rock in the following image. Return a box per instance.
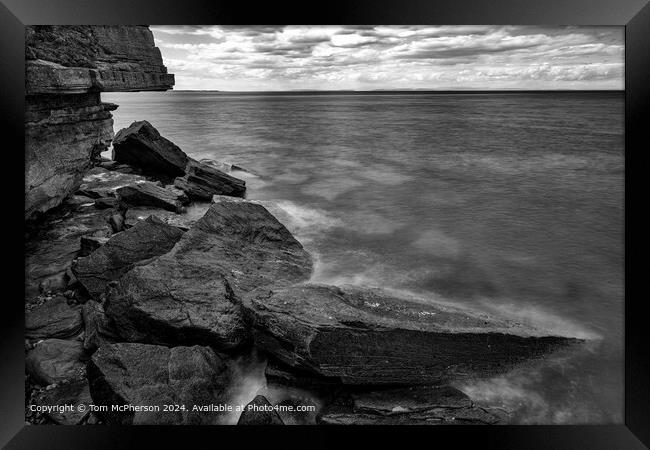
[77,166,147,199]
[33,379,92,425]
[73,216,184,298]
[237,396,284,425]
[116,182,186,213]
[107,211,126,234]
[105,201,312,349]
[79,235,110,257]
[112,121,188,177]
[66,195,96,208]
[25,296,82,339]
[198,158,232,173]
[25,202,113,298]
[87,342,229,424]
[124,204,210,231]
[26,339,87,386]
[25,26,174,219]
[174,159,246,200]
[243,284,582,385]
[81,300,121,352]
[93,198,118,209]
[164,185,190,204]
[317,385,506,425]
[258,378,326,425]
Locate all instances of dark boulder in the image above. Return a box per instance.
[94,197,118,209]
[112,121,188,177]
[243,284,582,385]
[237,395,284,425]
[317,385,506,425]
[174,159,246,200]
[25,296,83,340]
[105,200,312,350]
[116,182,187,213]
[79,235,110,256]
[32,379,93,425]
[87,342,229,424]
[81,300,121,352]
[26,339,87,386]
[73,216,184,299]
[25,201,113,298]
[107,211,126,234]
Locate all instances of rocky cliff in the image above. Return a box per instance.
[25,26,174,220]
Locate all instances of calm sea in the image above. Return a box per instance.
[104,91,624,424]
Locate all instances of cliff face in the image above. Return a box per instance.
[25,26,174,219]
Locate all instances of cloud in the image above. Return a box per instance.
[150,25,624,91]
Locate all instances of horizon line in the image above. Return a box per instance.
[169,88,624,93]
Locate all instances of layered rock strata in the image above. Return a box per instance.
[25,26,174,219]
[243,284,581,385]
[317,385,506,425]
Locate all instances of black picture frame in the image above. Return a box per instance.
[3,1,648,448]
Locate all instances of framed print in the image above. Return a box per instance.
[1,0,648,448]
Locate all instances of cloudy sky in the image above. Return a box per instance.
[150,25,624,91]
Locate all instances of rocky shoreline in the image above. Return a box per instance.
[24,26,585,426]
[25,119,584,425]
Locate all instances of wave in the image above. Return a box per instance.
[256,199,342,242]
[454,344,619,424]
[475,297,602,340]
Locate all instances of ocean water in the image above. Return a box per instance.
[104,91,624,424]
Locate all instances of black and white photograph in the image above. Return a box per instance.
[22,23,626,427]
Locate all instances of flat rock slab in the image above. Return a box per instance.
[26,339,87,386]
[76,166,147,199]
[317,385,506,425]
[73,215,184,299]
[33,379,92,425]
[237,395,284,425]
[87,342,229,424]
[116,182,187,213]
[112,121,188,177]
[243,284,582,385]
[174,159,245,200]
[25,296,82,340]
[106,201,312,350]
